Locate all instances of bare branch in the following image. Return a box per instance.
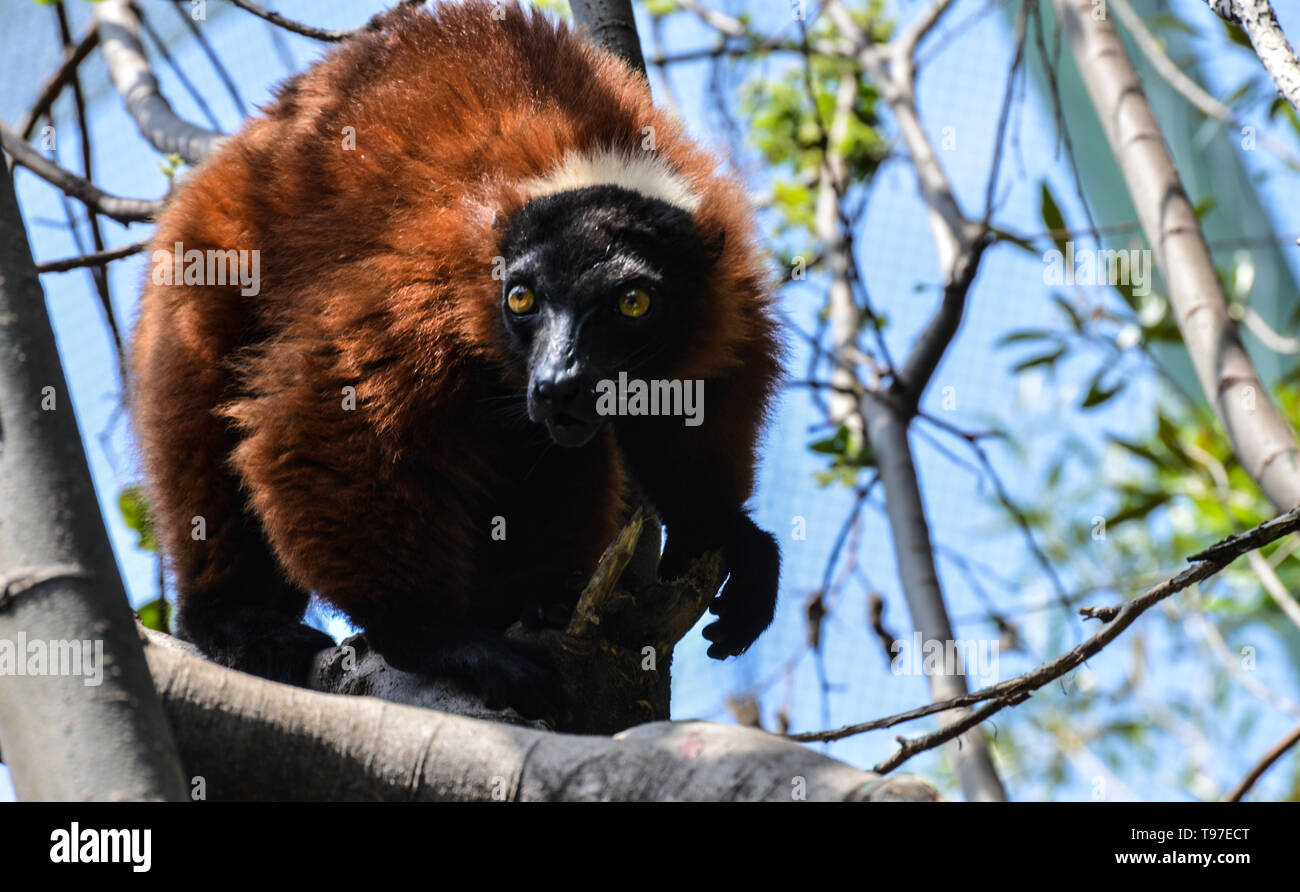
[16,23,99,141]
[896,231,989,400]
[1224,721,1300,801]
[221,0,367,42]
[193,0,427,43]
[789,504,1300,755]
[53,1,122,365]
[874,698,1011,775]
[36,241,148,274]
[0,122,161,224]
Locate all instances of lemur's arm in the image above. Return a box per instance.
[614,344,782,658]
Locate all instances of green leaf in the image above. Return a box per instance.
[1221,20,1253,50]
[997,329,1059,346]
[1191,195,1218,219]
[1012,345,1066,373]
[1148,13,1198,37]
[1052,293,1084,331]
[119,485,156,552]
[1109,436,1162,466]
[1081,368,1123,409]
[1110,490,1169,526]
[136,597,171,634]
[809,427,848,455]
[1039,183,1069,255]
[1156,412,1195,469]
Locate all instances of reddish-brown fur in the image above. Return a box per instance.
[131,1,781,659]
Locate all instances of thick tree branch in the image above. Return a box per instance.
[1055,0,1300,511]
[812,0,1006,802]
[94,0,227,163]
[1206,0,1300,114]
[141,626,938,801]
[572,0,647,74]
[1114,0,1300,169]
[0,163,187,801]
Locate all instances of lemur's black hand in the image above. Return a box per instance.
[659,511,780,659]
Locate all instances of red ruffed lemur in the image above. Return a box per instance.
[131,0,784,719]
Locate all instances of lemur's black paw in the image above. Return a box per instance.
[699,514,781,660]
[519,568,587,630]
[178,605,335,687]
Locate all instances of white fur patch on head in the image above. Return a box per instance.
[523,148,701,213]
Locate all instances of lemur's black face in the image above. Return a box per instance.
[498,185,717,447]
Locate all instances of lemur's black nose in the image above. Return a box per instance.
[533,375,584,413]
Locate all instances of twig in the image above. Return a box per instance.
[173,0,425,43]
[915,409,1074,623]
[54,2,122,364]
[1224,721,1300,801]
[874,698,1011,775]
[1237,304,1300,354]
[16,24,100,141]
[981,1,1029,223]
[223,0,358,41]
[35,241,148,274]
[0,122,161,224]
[788,505,1300,762]
[136,5,226,132]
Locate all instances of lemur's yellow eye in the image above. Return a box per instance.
[618,287,651,318]
[506,285,535,314]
